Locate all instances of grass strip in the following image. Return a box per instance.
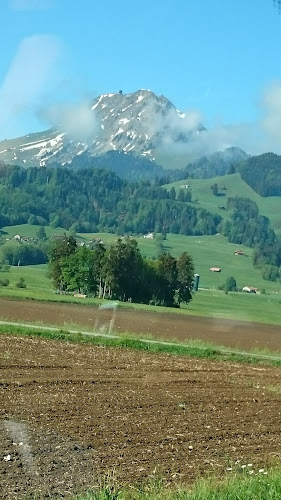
[72,466,281,499]
[1,322,281,367]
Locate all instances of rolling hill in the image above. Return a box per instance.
[165,172,281,236]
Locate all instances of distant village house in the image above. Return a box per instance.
[242,286,260,294]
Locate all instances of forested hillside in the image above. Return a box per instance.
[238,153,281,196]
[0,164,220,236]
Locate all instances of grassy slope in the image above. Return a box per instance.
[165,173,281,235]
[78,231,281,293]
[0,263,280,326]
[0,224,68,239]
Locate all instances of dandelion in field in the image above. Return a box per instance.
[249,470,254,475]
[247,463,253,467]
[259,468,265,473]
[241,465,247,469]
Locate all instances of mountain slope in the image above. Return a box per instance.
[184,147,249,178]
[0,90,204,169]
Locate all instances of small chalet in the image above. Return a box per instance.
[234,250,245,256]
[242,286,259,294]
[210,267,221,272]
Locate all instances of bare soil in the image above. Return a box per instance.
[1,334,281,499]
[0,297,281,351]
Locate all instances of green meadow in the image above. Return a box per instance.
[0,223,68,240]
[0,262,280,326]
[165,173,281,235]
[79,231,281,293]
[0,224,280,325]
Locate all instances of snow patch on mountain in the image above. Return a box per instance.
[0,89,204,168]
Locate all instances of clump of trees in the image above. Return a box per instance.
[219,197,275,248]
[48,236,195,308]
[218,276,237,293]
[253,240,281,282]
[0,241,48,266]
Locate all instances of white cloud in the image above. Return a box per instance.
[260,81,281,145]
[0,35,62,137]
[10,0,54,10]
[152,82,281,158]
[41,101,98,141]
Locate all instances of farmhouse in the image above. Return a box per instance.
[242,286,259,294]
[180,184,189,189]
[210,267,221,272]
[143,232,154,239]
[234,250,245,256]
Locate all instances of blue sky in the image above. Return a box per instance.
[0,0,280,151]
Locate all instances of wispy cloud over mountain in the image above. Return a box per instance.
[0,35,62,138]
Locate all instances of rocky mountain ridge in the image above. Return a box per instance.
[0,89,204,169]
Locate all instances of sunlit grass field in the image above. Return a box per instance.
[0,224,280,325]
[79,232,281,293]
[165,173,281,235]
[0,263,280,326]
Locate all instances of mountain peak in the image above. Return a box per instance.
[0,89,204,168]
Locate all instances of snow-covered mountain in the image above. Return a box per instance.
[0,89,204,168]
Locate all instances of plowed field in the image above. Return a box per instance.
[0,297,281,351]
[1,334,281,499]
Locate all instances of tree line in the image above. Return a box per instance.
[48,236,195,307]
[0,164,220,236]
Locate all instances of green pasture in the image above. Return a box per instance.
[77,231,159,259]
[0,263,280,326]
[0,225,280,325]
[0,223,68,240]
[162,233,281,293]
[165,173,281,235]
[81,232,281,293]
[2,223,281,295]
[186,288,281,325]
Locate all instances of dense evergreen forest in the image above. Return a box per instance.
[219,197,275,248]
[49,236,194,307]
[0,164,221,236]
[238,153,281,196]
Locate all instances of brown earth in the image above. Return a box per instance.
[0,297,280,351]
[1,334,281,499]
